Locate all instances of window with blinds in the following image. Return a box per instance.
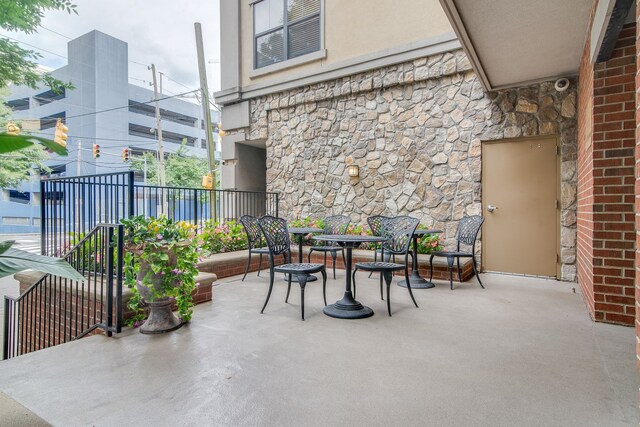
[254,0,321,69]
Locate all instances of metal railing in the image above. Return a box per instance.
[41,171,279,256]
[3,224,123,360]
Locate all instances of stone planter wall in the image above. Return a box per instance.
[228,49,578,280]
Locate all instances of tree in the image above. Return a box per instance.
[0,0,77,90]
[0,89,50,188]
[130,142,212,188]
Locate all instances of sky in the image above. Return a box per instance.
[2,0,222,101]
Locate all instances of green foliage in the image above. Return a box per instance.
[0,0,76,90]
[0,142,49,188]
[121,216,200,326]
[200,220,248,254]
[291,216,442,253]
[129,141,210,188]
[0,240,84,280]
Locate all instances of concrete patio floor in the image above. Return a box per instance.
[0,271,636,426]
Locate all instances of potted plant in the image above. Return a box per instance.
[121,216,199,334]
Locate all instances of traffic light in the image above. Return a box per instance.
[93,144,101,159]
[5,121,20,135]
[122,148,130,162]
[217,123,226,138]
[53,119,68,147]
[202,173,213,190]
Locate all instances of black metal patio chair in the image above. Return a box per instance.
[352,216,420,316]
[429,215,484,290]
[239,215,270,281]
[258,216,327,320]
[366,215,392,278]
[307,215,350,279]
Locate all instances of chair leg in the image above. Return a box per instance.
[382,270,393,316]
[369,250,377,278]
[457,258,462,282]
[352,267,358,299]
[308,249,312,263]
[380,275,384,301]
[330,250,337,279]
[261,266,275,314]
[429,254,435,281]
[405,266,418,308]
[320,268,327,306]
[257,253,263,277]
[447,256,454,290]
[285,274,292,303]
[242,250,252,281]
[298,275,308,321]
[472,256,484,289]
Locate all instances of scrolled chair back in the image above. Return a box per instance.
[324,215,351,235]
[381,216,420,255]
[457,215,484,248]
[367,215,391,237]
[257,215,291,256]
[239,215,263,249]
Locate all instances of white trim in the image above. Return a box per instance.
[439,0,492,91]
[249,49,327,78]
[215,33,460,104]
[590,0,616,63]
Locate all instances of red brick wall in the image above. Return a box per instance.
[577,23,596,317]
[578,22,637,326]
[636,2,640,375]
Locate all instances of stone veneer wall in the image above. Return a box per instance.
[229,49,578,280]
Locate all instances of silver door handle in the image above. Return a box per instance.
[487,204,498,212]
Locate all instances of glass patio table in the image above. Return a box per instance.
[287,227,324,282]
[398,229,443,289]
[314,234,387,319]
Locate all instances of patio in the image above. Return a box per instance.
[0,271,636,426]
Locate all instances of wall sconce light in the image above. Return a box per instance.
[347,164,359,178]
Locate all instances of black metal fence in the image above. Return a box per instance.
[41,171,279,256]
[3,224,123,360]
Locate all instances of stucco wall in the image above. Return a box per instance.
[227,49,578,280]
[239,0,453,87]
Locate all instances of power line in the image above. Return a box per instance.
[39,26,150,69]
[62,90,199,120]
[0,33,67,59]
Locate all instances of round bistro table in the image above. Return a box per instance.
[314,234,387,319]
[397,229,443,289]
[287,227,324,282]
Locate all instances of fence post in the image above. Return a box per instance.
[127,171,135,218]
[105,227,115,337]
[115,224,124,333]
[3,298,10,360]
[40,179,46,255]
[193,189,199,226]
[275,193,279,218]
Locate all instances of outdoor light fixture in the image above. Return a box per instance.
[347,164,359,177]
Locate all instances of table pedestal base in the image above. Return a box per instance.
[323,292,374,319]
[397,272,435,289]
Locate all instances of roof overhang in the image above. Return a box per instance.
[440,0,594,91]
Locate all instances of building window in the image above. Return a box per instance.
[8,190,30,204]
[5,97,29,111]
[254,0,321,69]
[40,112,65,130]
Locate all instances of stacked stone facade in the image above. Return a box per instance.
[230,49,578,280]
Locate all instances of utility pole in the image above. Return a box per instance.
[151,63,167,214]
[151,64,166,187]
[76,140,82,177]
[194,22,217,188]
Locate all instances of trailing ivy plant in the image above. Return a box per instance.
[121,216,200,326]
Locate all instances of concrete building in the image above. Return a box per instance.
[214,0,640,368]
[2,30,219,233]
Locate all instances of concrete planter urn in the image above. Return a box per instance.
[122,216,201,334]
[135,253,183,334]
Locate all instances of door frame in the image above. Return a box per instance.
[480,135,561,278]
